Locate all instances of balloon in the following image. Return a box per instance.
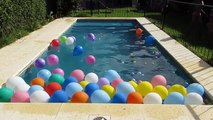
[136,81,153,97]
[66,37,74,45]
[127,92,143,104]
[28,85,44,96]
[88,33,95,41]
[45,82,62,96]
[101,85,115,98]
[62,76,78,89]
[52,68,64,76]
[14,83,30,92]
[35,58,45,68]
[47,54,59,65]
[97,77,110,88]
[84,83,99,97]
[30,77,45,88]
[51,39,60,47]
[143,92,162,104]
[6,76,26,90]
[48,74,65,85]
[60,36,67,43]
[104,70,121,83]
[183,82,189,87]
[73,45,83,56]
[70,69,85,82]
[136,28,143,36]
[37,69,52,82]
[49,90,68,103]
[168,84,187,96]
[129,80,138,90]
[111,78,124,88]
[30,90,50,103]
[151,75,167,87]
[187,83,204,96]
[71,91,89,103]
[0,87,14,102]
[153,85,168,100]
[111,93,126,103]
[79,80,89,89]
[138,80,142,84]
[65,82,83,98]
[164,92,184,104]
[145,35,155,46]
[90,90,110,103]
[184,93,203,105]
[86,55,96,64]
[71,36,76,42]
[85,72,99,83]
[11,91,30,102]
[116,82,135,97]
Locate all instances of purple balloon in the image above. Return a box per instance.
[87,33,95,41]
[35,58,45,68]
[97,77,110,88]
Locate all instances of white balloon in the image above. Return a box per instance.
[184,93,203,105]
[6,76,26,90]
[14,83,30,92]
[66,37,74,45]
[143,92,162,104]
[30,91,50,103]
[85,72,99,83]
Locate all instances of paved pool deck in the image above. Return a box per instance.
[0,17,213,120]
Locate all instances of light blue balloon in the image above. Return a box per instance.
[164,92,184,104]
[37,69,51,82]
[187,83,204,96]
[116,82,135,98]
[65,82,83,98]
[104,70,121,83]
[90,90,110,103]
[28,85,44,96]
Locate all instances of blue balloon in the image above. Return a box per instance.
[65,82,83,98]
[37,69,51,82]
[163,92,184,104]
[28,85,44,96]
[73,45,83,56]
[183,82,189,87]
[84,83,99,97]
[187,83,204,96]
[90,90,110,103]
[62,76,78,89]
[49,90,68,103]
[116,82,135,97]
[104,70,121,83]
[111,93,126,103]
[145,35,155,46]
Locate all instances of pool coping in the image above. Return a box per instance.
[0,17,213,120]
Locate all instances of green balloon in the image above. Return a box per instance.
[60,36,67,43]
[0,87,14,102]
[48,74,65,85]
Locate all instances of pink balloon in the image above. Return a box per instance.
[70,69,85,82]
[11,91,30,102]
[111,78,124,88]
[151,75,167,87]
[52,68,64,76]
[138,80,142,84]
[86,55,96,64]
[47,54,59,65]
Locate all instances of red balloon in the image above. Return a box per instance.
[45,82,62,96]
[136,28,143,36]
[51,39,60,47]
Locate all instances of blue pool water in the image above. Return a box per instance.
[22,19,191,85]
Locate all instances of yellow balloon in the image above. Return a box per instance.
[129,80,138,90]
[153,85,168,100]
[101,85,115,98]
[79,80,89,89]
[168,84,187,96]
[136,81,153,97]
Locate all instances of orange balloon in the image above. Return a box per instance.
[136,28,143,36]
[30,77,45,88]
[127,92,143,104]
[71,91,89,103]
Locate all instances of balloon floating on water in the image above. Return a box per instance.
[35,58,46,68]
[86,55,96,64]
[73,45,83,56]
[87,33,95,41]
[51,39,60,47]
[47,54,59,65]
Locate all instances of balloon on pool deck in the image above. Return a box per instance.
[90,90,110,103]
[145,35,155,46]
[85,72,99,83]
[187,83,204,96]
[30,77,45,88]
[65,82,83,98]
[49,90,68,103]
[71,91,89,103]
[0,87,14,102]
[14,83,30,92]
[51,39,60,47]
[52,68,65,77]
[143,92,162,104]
[111,78,124,88]
[101,85,116,98]
[79,80,89,89]
[164,92,184,104]
[151,75,167,87]
[6,76,26,90]
[28,85,44,96]
[97,77,110,88]
[48,74,65,85]
[11,91,30,102]
[30,90,50,103]
[184,92,203,105]
[87,33,95,41]
[136,28,143,36]
[73,45,83,56]
[153,85,168,100]
[37,69,52,82]
[35,58,46,68]
[104,69,121,83]
[136,81,153,97]
[45,82,62,96]
[70,69,85,82]
[111,93,126,103]
[62,76,78,89]
[127,92,143,104]
[47,54,59,65]
[129,80,138,90]
[66,37,74,45]
[60,36,67,43]
[116,82,135,98]
[168,84,187,96]
[86,55,96,64]
[84,83,100,97]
